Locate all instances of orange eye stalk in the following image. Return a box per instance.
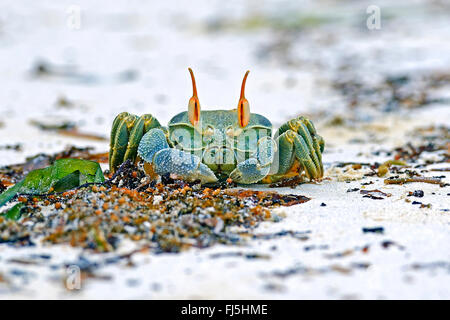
[188,68,201,126]
[237,70,250,127]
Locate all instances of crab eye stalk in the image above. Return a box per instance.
[188,68,201,126]
[237,70,250,127]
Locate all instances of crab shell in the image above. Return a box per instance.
[167,109,273,179]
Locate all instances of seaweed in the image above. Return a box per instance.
[0,159,104,208]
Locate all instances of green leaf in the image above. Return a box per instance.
[52,170,82,192]
[1,203,25,220]
[0,181,24,208]
[0,158,104,208]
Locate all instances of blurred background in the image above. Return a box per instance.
[0,0,448,163]
[0,0,449,299]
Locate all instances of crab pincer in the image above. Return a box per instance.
[137,128,218,183]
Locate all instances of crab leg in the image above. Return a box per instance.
[271,130,321,180]
[274,116,324,178]
[110,112,130,170]
[123,114,161,162]
[109,112,138,172]
[291,131,319,179]
[138,128,218,183]
[109,113,162,173]
[299,116,325,163]
[229,136,275,184]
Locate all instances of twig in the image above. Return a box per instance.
[384,177,445,186]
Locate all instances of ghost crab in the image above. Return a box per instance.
[109,69,324,184]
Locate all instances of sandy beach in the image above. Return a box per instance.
[0,0,449,299]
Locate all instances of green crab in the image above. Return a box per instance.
[109,69,324,184]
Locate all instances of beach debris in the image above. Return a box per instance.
[377,160,407,177]
[333,71,450,114]
[268,175,306,188]
[56,129,107,141]
[430,168,450,172]
[326,165,368,182]
[381,240,405,250]
[393,141,448,163]
[1,203,25,221]
[30,119,107,141]
[304,244,329,252]
[325,248,355,259]
[0,144,22,152]
[408,190,424,197]
[0,146,108,185]
[31,60,138,85]
[209,251,271,260]
[362,226,384,234]
[384,177,445,187]
[0,159,104,208]
[250,230,311,241]
[335,162,371,168]
[30,119,76,131]
[55,95,75,108]
[223,189,310,207]
[360,189,391,200]
[0,159,310,253]
[406,261,450,272]
[413,202,432,209]
[265,261,370,279]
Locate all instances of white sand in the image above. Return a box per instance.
[0,0,449,299]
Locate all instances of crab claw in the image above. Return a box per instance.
[138,128,218,184]
[229,158,268,184]
[153,149,218,183]
[229,136,275,184]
